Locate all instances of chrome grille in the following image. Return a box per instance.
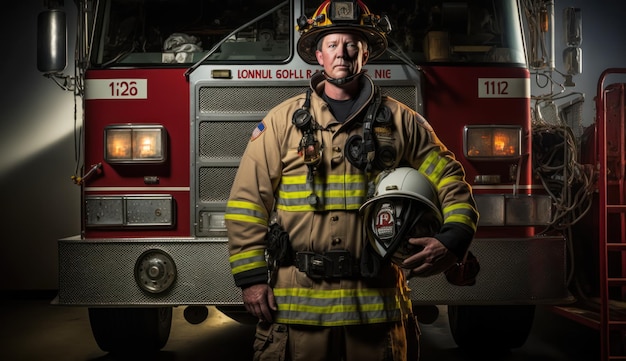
[199,121,257,159]
[198,86,419,114]
[380,86,418,110]
[199,86,309,114]
[198,167,238,203]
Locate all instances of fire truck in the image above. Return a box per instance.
[37,0,623,357]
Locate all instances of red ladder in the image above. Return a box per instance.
[597,68,626,360]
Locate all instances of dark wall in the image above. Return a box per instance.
[0,1,80,290]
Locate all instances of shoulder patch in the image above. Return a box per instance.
[416,114,434,133]
[251,121,266,141]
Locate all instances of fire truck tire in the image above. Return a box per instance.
[448,305,535,351]
[88,307,172,353]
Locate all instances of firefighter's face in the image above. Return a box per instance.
[315,33,369,79]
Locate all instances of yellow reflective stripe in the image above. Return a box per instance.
[227,200,266,213]
[418,151,450,186]
[418,151,439,174]
[281,175,308,185]
[274,287,390,298]
[224,214,268,226]
[328,189,360,197]
[229,249,265,262]
[232,261,267,274]
[430,159,447,184]
[272,287,404,326]
[275,203,362,212]
[277,190,311,199]
[225,200,268,226]
[442,203,471,215]
[230,249,266,275]
[443,204,478,230]
[276,204,315,211]
[280,302,387,314]
[274,316,391,327]
[277,189,366,199]
[327,174,366,183]
[327,204,361,210]
[327,302,383,313]
[277,173,366,211]
[439,175,464,188]
[445,214,477,230]
[281,174,367,185]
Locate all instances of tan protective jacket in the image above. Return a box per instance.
[226,72,478,326]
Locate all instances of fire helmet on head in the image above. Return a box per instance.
[296,0,391,64]
[359,167,443,265]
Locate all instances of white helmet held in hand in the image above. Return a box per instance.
[359,167,443,265]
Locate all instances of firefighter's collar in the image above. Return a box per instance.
[310,72,375,127]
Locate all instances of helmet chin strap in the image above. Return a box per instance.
[322,70,365,86]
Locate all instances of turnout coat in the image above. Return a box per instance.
[226,72,478,326]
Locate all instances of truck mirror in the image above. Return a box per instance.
[563,7,582,47]
[37,9,67,73]
[563,47,582,76]
[562,7,582,85]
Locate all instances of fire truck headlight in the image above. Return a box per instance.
[105,124,167,164]
[464,126,521,160]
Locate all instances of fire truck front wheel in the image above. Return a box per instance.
[448,305,535,351]
[88,307,172,353]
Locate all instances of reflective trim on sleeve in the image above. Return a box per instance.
[442,203,478,231]
[225,200,269,226]
[418,151,450,186]
[230,249,267,275]
[438,175,464,188]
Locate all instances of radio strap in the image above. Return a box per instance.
[346,86,382,172]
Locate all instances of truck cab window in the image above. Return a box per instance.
[302,0,525,64]
[94,0,290,66]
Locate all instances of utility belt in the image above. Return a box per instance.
[293,250,361,279]
[265,223,362,280]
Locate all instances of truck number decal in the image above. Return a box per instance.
[109,81,138,97]
[483,80,508,95]
[85,79,148,99]
[478,78,529,98]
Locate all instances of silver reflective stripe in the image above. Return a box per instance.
[229,249,266,276]
[277,176,367,211]
[273,288,405,326]
[226,205,266,219]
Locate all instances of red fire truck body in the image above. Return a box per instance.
[39,0,577,353]
[83,69,191,239]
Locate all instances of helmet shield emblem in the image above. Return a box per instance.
[373,202,395,249]
[360,167,444,265]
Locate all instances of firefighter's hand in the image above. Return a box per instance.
[401,237,458,278]
[242,283,277,323]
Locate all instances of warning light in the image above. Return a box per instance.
[464,126,521,159]
[105,124,167,164]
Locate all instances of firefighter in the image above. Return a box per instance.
[225,0,478,360]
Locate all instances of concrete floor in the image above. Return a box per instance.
[1,293,600,361]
